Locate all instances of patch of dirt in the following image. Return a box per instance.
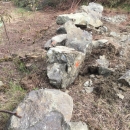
[0,1,130,130]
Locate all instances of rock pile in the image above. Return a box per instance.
[7,2,130,130]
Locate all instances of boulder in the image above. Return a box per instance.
[46,21,92,88]
[79,2,103,19]
[7,89,73,130]
[56,12,103,28]
[47,46,85,88]
[56,3,103,28]
[118,70,130,86]
[69,121,89,130]
[64,21,92,54]
[64,21,92,42]
[45,21,92,54]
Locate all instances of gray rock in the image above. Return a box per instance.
[89,55,114,76]
[56,12,102,28]
[96,55,109,68]
[44,34,67,50]
[84,87,94,94]
[26,111,70,130]
[64,21,92,54]
[120,34,130,42]
[46,21,92,55]
[7,89,73,130]
[98,67,114,76]
[118,70,130,86]
[51,34,67,44]
[83,2,103,18]
[66,40,92,54]
[56,15,70,25]
[64,21,92,42]
[69,121,89,130]
[96,56,114,75]
[92,39,108,48]
[47,46,85,88]
[56,26,67,34]
[56,3,103,28]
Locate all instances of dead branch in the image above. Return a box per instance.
[0,110,22,118]
[1,17,11,55]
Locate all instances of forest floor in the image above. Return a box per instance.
[0,1,130,130]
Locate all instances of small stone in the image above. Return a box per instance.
[92,39,108,48]
[0,81,4,87]
[98,67,114,76]
[85,87,94,94]
[117,93,124,100]
[96,55,109,68]
[69,121,89,130]
[109,32,120,37]
[84,79,93,87]
[89,74,95,78]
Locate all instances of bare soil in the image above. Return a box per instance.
[0,1,130,130]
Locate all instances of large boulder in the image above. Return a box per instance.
[7,89,73,130]
[47,46,85,88]
[45,21,92,54]
[46,21,92,88]
[79,3,103,19]
[64,21,92,54]
[56,3,103,28]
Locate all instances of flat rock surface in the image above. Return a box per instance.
[7,89,73,130]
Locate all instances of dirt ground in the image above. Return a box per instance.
[0,1,130,130]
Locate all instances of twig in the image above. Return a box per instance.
[0,110,22,118]
[1,17,11,55]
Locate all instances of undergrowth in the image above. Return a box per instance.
[0,81,26,129]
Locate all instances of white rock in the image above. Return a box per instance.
[0,81,4,87]
[69,121,89,130]
[92,39,108,48]
[84,79,93,87]
[85,87,94,94]
[117,93,124,100]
